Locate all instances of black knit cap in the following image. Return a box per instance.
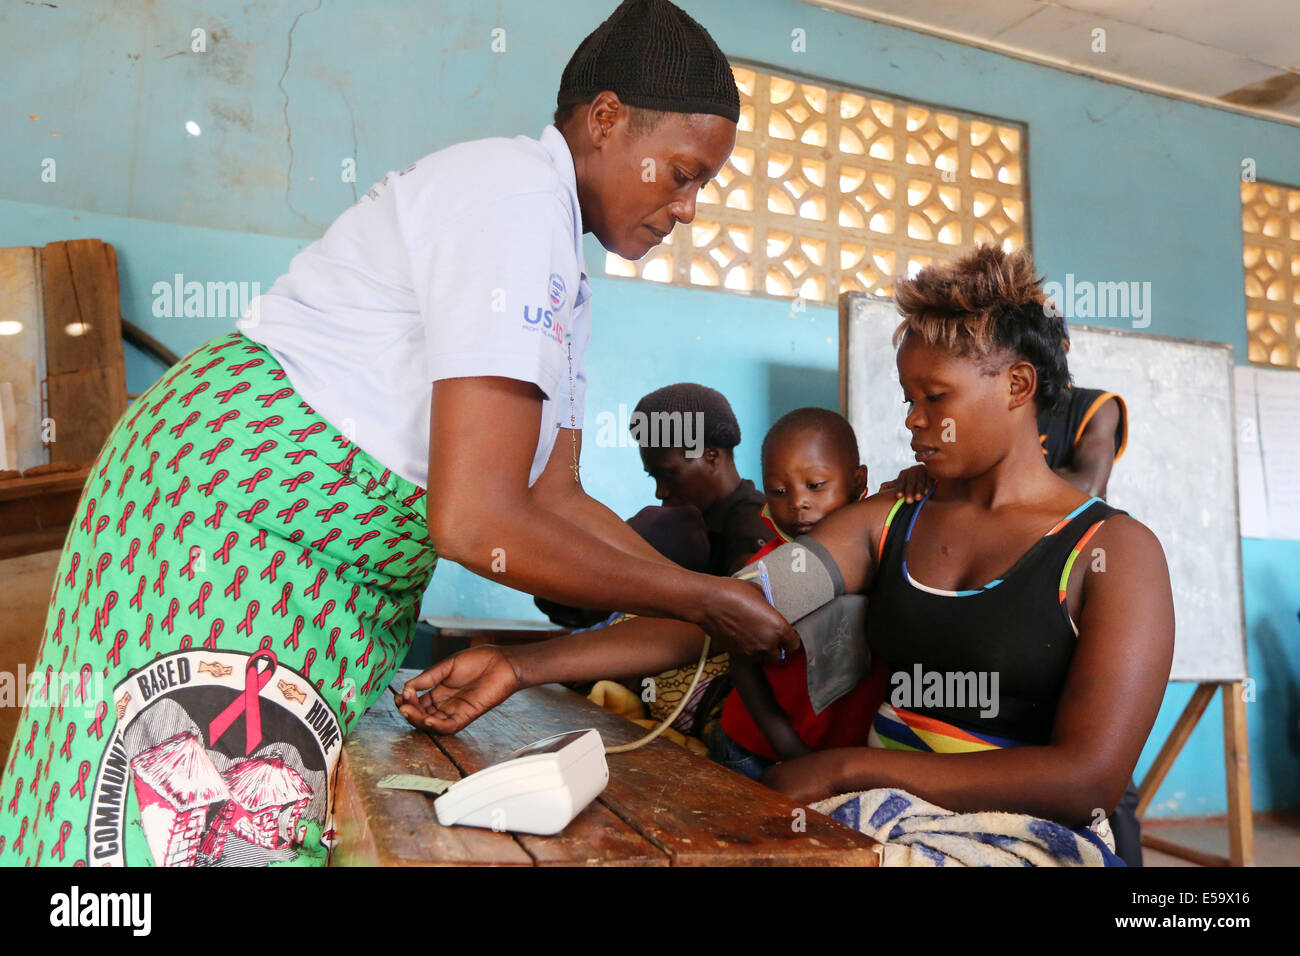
[633,383,741,449]
[557,0,740,123]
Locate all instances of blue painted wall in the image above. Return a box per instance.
[3,0,1297,817]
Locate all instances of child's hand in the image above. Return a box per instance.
[879,464,933,503]
[776,739,814,762]
[760,750,844,805]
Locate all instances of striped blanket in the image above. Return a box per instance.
[811,788,1125,867]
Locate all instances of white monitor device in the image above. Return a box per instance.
[434,728,609,836]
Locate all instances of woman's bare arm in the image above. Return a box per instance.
[398,614,708,733]
[509,616,707,685]
[401,486,897,735]
[528,427,678,569]
[424,377,798,658]
[801,490,896,595]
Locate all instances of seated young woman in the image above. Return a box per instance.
[396,244,1174,832]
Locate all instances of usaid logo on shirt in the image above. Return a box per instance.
[521,273,567,343]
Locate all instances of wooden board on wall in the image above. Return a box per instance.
[0,246,48,471]
[40,239,127,465]
[0,548,63,760]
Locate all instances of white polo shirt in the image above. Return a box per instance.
[240,125,591,489]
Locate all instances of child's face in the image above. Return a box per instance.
[762,430,866,539]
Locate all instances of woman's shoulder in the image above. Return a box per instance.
[1077,509,1172,604]
[808,490,903,553]
[1082,508,1165,559]
[398,134,567,213]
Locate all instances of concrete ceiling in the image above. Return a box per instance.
[801,1,1300,124]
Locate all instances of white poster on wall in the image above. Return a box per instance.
[1234,367,1270,539]
[1235,365,1300,542]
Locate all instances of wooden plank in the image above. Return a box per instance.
[1141,832,1229,868]
[0,246,47,471]
[40,240,127,466]
[0,548,63,759]
[1136,682,1217,817]
[0,466,86,559]
[41,240,125,375]
[1222,682,1255,866]
[0,527,71,561]
[0,465,90,502]
[432,678,879,867]
[332,697,532,867]
[332,750,380,867]
[45,365,127,464]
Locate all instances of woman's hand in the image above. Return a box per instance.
[760,750,846,805]
[394,645,522,734]
[694,577,801,664]
[879,464,933,503]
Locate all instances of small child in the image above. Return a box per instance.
[706,408,890,779]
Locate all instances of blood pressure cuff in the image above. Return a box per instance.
[793,594,871,714]
[732,535,843,621]
[732,537,870,714]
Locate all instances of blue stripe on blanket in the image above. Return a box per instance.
[1076,825,1128,867]
[915,843,949,866]
[832,798,860,831]
[1027,819,1085,864]
[868,792,912,831]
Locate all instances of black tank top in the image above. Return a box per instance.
[866,491,1123,745]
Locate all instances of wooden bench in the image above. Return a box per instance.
[332,669,881,866]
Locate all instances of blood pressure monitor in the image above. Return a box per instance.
[434,728,609,835]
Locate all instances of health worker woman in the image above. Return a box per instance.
[0,0,794,868]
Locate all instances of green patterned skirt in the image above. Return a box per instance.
[0,331,438,867]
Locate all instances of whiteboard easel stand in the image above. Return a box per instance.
[1135,681,1254,866]
[1136,368,1258,869]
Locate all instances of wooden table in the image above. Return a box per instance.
[332,669,880,866]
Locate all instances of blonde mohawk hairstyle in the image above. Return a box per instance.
[891,244,1072,413]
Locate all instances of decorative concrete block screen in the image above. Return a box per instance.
[1242,179,1300,368]
[606,63,1029,303]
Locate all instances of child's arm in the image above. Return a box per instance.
[730,654,811,760]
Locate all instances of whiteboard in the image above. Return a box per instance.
[839,292,1248,683]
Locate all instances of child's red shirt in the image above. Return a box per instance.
[719,503,889,761]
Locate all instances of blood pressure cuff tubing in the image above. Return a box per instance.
[732,535,844,623]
